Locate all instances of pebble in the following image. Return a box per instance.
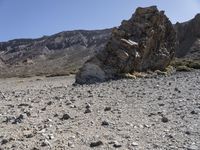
[65,100,72,105]
[104,107,111,111]
[86,103,91,109]
[41,142,48,147]
[41,140,51,147]
[68,141,75,148]
[101,120,109,126]
[1,139,8,145]
[60,113,70,120]
[84,108,92,114]
[25,134,34,138]
[70,105,76,108]
[47,101,53,105]
[41,107,46,111]
[131,142,139,146]
[185,131,191,135]
[191,110,198,115]
[161,116,169,123]
[12,114,24,124]
[48,134,54,140]
[90,141,103,147]
[113,141,122,148]
[187,145,199,150]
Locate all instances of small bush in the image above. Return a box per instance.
[171,58,200,70]
[176,65,192,72]
[188,62,200,69]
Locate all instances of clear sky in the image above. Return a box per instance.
[0,0,200,42]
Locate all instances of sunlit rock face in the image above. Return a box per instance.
[76,6,177,84]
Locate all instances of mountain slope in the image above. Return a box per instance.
[0,29,112,77]
[175,14,200,59]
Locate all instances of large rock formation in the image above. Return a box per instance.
[76,6,177,84]
[175,14,200,59]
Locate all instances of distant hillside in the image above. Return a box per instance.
[175,14,200,60]
[0,29,112,77]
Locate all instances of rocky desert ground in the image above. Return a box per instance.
[0,70,199,150]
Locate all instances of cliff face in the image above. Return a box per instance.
[175,14,200,59]
[0,29,112,77]
[76,6,177,84]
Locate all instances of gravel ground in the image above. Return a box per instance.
[0,70,200,150]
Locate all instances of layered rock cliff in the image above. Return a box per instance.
[76,6,177,84]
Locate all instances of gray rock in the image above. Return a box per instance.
[84,108,92,114]
[161,116,169,123]
[131,142,139,146]
[1,139,8,145]
[90,140,103,147]
[76,6,177,84]
[101,120,109,126]
[60,113,71,120]
[113,141,122,148]
[104,107,111,111]
[187,145,199,150]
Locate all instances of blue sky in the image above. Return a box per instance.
[0,0,200,42]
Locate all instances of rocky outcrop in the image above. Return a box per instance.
[175,14,200,59]
[76,6,177,84]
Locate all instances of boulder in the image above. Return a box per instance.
[76,6,177,84]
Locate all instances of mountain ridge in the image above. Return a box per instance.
[0,29,112,77]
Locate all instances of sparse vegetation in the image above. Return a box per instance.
[171,58,200,71]
[176,65,192,72]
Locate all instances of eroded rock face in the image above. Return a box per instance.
[175,14,200,59]
[76,6,177,84]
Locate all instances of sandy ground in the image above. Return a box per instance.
[0,70,200,150]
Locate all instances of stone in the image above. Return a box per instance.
[76,6,176,84]
[60,113,70,120]
[161,116,169,123]
[86,103,91,109]
[1,139,8,145]
[84,108,92,114]
[131,142,139,146]
[41,142,48,147]
[104,107,111,111]
[101,120,109,126]
[187,145,199,150]
[24,133,34,138]
[12,114,24,124]
[32,147,39,150]
[68,141,75,148]
[185,131,191,135]
[113,141,122,148]
[47,101,53,105]
[191,110,198,115]
[90,140,103,147]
